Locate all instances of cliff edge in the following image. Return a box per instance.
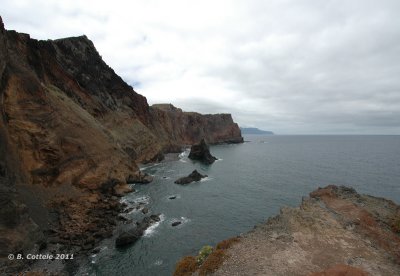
[175,185,400,276]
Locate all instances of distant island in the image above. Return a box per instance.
[240,127,274,135]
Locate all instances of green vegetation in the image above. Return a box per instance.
[196,245,214,265]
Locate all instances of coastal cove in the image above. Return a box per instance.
[82,135,400,276]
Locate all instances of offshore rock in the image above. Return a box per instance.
[188,139,217,165]
[175,170,207,185]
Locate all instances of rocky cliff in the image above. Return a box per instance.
[0,16,242,273]
[175,185,400,275]
[150,104,243,150]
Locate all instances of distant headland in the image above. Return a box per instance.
[240,127,274,135]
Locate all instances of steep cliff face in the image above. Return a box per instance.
[0,16,242,272]
[150,104,243,151]
[0,18,44,273]
[0,24,242,190]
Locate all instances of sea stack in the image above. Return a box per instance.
[188,139,217,165]
[174,170,207,185]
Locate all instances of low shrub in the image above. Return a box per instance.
[196,245,214,265]
[199,249,226,276]
[216,237,240,250]
[173,256,198,276]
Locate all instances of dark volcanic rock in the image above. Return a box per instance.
[188,139,217,165]
[115,227,143,247]
[115,214,160,247]
[172,221,182,227]
[174,170,207,185]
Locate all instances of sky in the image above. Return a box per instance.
[1,0,400,134]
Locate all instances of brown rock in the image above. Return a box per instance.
[309,264,369,276]
[127,171,153,184]
[113,183,134,196]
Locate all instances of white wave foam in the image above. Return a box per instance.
[154,259,163,266]
[200,177,213,182]
[133,195,150,204]
[178,149,190,158]
[215,158,223,162]
[143,214,165,237]
[180,216,191,223]
[140,163,161,171]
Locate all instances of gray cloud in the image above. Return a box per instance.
[1,0,400,134]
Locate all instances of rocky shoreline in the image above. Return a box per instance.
[174,185,400,275]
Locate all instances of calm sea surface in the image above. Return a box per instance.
[83,135,400,276]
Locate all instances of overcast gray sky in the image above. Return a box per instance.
[2,0,400,134]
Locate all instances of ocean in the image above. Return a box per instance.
[82,135,400,276]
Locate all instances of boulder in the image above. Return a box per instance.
[188,139,217,165]
[127,171,153,184]
[172,221,182,227]
[113,183,134,197]
[115,227,143,247]
[175,170,207,185]
[115,214,160,247]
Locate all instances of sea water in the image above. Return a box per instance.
[84,135,400,276]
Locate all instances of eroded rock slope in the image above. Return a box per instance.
[209,185,400,276]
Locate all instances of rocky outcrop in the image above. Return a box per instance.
[150,104,244,149]
[188,139,217,165]
[175,170,207,185]
[176,185,400,275]
[115,214,160,247]
[126,171,154,184]
[0,19,45,274]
